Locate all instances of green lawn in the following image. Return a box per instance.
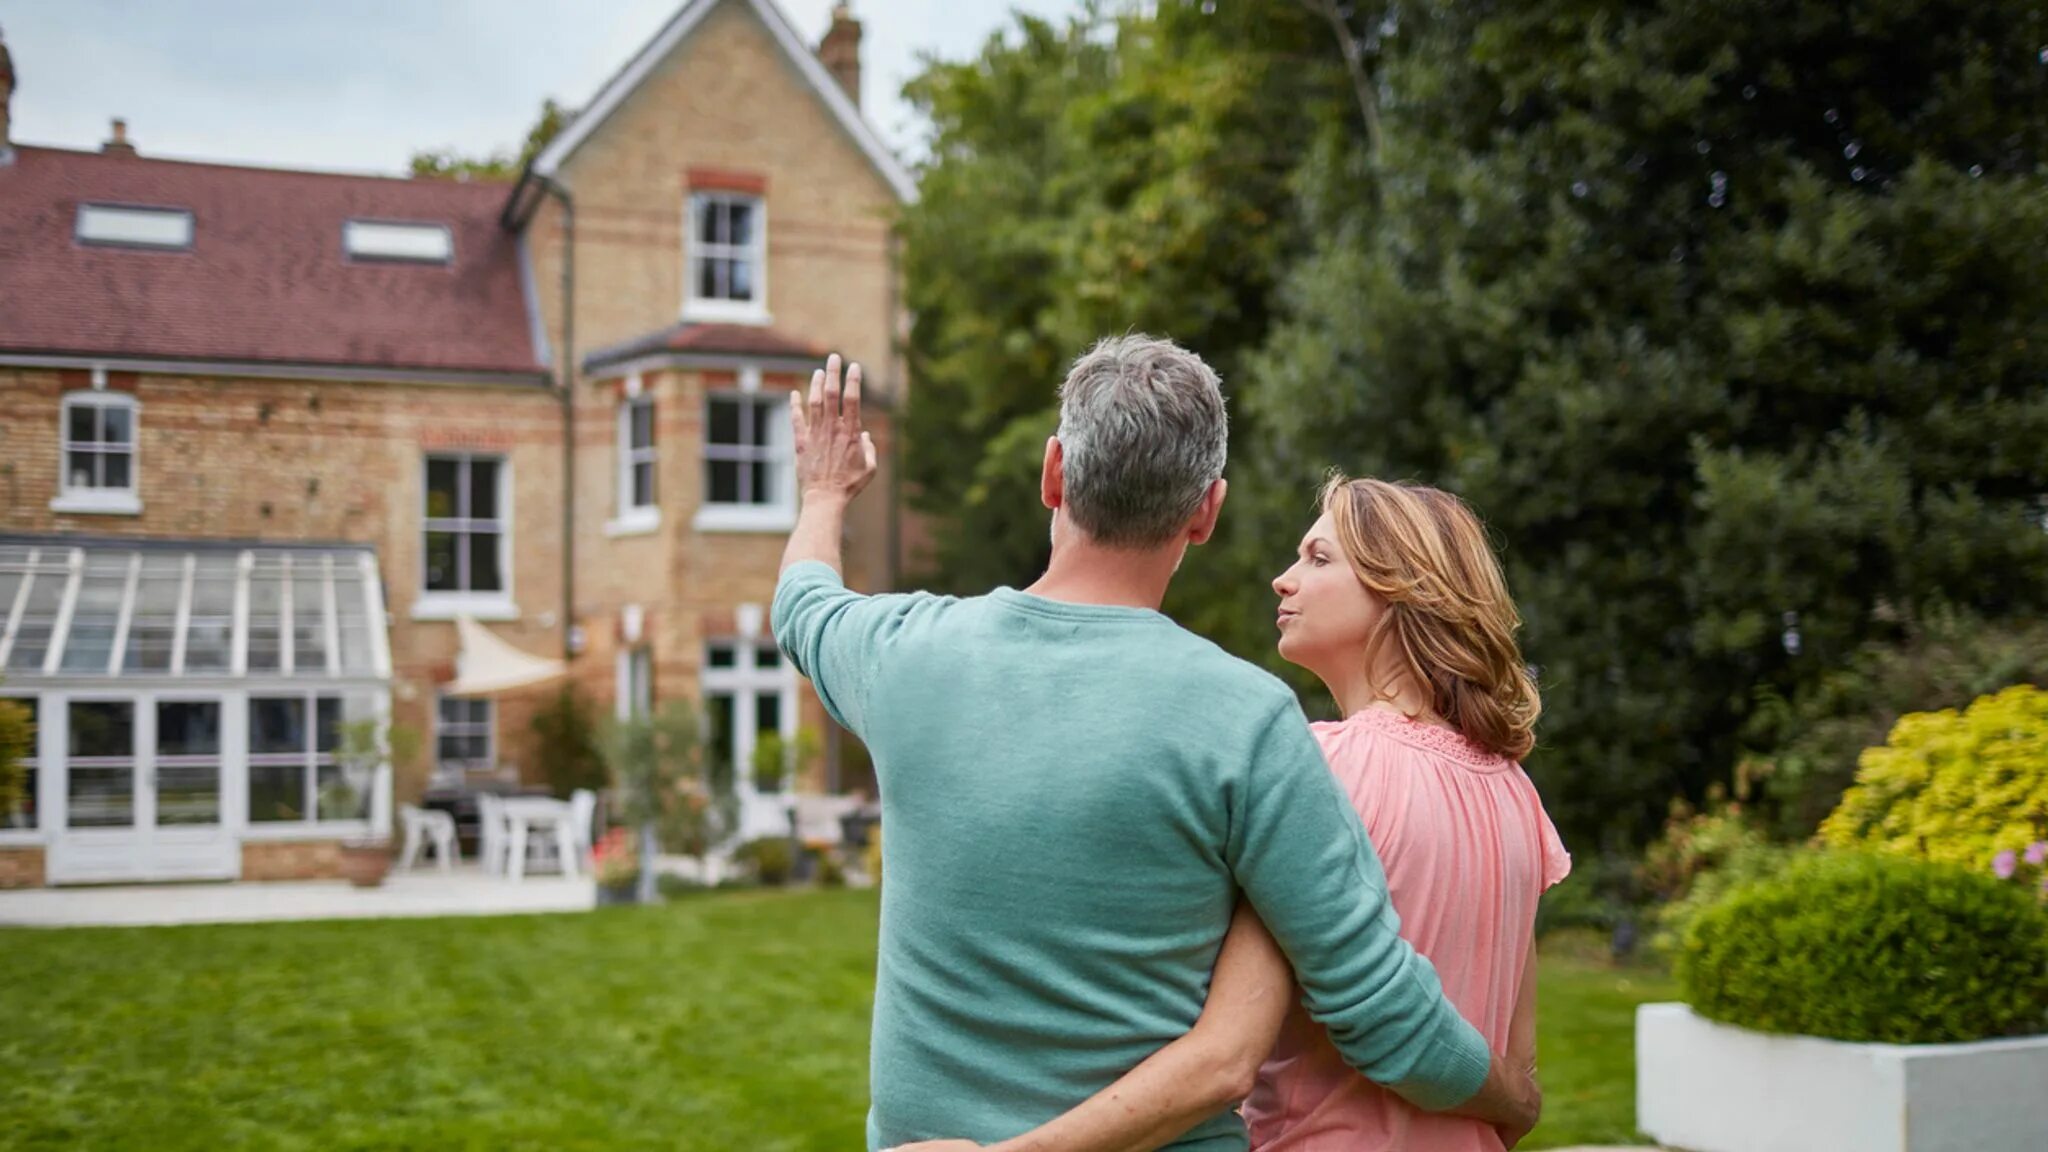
[0,890,1668,1150]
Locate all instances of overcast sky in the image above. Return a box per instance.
[1,0,1084,175]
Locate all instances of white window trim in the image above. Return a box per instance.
[416,452,514,619]
[615,646,654,721]
[433,692,497,776]
[701,636,798,797]
[681,192,770,326]
[696,386,795,533]
[52,391,142,516]
[607,393,661,537]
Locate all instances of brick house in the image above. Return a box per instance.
[0,0,911,888]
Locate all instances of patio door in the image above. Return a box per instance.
[46,695,239,884]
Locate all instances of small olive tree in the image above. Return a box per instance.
[604,700,735,902]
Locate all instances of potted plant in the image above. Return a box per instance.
[590,827,639,905]
[751,727,823,880]
[327,717,419,889]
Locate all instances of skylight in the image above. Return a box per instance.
[76,204,194,250]
[343,220,453,264]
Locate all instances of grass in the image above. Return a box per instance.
[0,891,1669,1150]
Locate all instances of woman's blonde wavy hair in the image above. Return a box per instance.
[1321,474,1541,761]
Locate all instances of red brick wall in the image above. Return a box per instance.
[0,847,46,889]
[241,839,343,882]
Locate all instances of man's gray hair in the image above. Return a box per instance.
[1055,334,1228,547]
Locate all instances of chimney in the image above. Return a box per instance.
[102,117,135,158]
[816,2,861,109]
[0,25,16,165]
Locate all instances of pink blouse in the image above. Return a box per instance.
[1242,707,1571,1152]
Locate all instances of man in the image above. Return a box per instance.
[772,340,1540,1151]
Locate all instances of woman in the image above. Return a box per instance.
[898,476,1569,1152]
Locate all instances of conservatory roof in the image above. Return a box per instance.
[0,537,390,682]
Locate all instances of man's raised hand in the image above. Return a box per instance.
[792,352,878,508]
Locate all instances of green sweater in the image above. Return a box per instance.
[772,562,1490,1151]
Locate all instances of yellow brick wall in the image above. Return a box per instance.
[241,839,342,882]
[0,846,46,889]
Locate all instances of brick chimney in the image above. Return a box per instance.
[816,2,861,109]
[102,117,135,158]
[0,25,16,165]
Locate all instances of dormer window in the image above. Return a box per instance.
[343,220,453,264]
[76,204,193,250]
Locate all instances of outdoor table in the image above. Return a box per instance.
[498,796,581,882]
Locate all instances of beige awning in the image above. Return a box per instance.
[443,615,568,697]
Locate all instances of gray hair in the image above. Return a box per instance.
[1055,334,1228,547]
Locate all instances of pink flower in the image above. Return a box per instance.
[1992,850,2018,879]
[2026,841,2048,866]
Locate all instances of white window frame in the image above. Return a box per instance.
[701,635,798,798]
[695,368,796,533]
[239,691,377,834]
[433,693,496,776]
[615,646,654,721]
[414,453,516,620]
[52,391,142,516]
[682,191,769,325]
[608,388,661,537]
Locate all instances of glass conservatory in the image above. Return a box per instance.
[0,537,393,884]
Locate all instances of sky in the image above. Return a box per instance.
[0,0,1084,176]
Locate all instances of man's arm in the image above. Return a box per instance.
[780,352,876,578]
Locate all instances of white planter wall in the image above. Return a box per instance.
[1637,1002,2048,1152]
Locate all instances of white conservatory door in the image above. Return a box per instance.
[46,693,239,884]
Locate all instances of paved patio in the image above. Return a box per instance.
[0,865,594,927]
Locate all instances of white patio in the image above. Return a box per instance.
[0,864,594,927]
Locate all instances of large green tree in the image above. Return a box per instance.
[896,1,1348,638]
[1249,0,2048,842]
[409,98,571,181]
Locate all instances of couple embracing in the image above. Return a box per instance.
[771,336,1569,1152]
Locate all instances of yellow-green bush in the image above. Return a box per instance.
[1820,684,2048,869]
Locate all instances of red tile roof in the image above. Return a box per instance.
[0,146,542,377]
[583,320,825,369]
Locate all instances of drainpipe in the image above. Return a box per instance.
[536,175,576,661]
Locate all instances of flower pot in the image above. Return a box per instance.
[1637,1002,2048,1152]
[338,840,392,888]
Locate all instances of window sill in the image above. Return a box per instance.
[50,491,142,516]
[0,829,47,847]
[604,508,662,538]
[693,505,796,534]
[681,301,772,327]
[410,595,519,622]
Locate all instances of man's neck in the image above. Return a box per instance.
[1023,537,1184,610]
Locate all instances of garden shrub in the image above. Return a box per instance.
[1677,852,2048,1044]
[1820,685,2048,870]
[0,692,31,822]
[732,837,795,886]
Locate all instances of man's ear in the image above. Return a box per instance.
[1186,478,1228,546]
[1041,437,1064,512]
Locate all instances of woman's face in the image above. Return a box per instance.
[1272,511,1386,675]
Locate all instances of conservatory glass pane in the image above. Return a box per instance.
[123,556,185,674]
[245,559,285,673]
[59,552,132,673]
[333,567,375,674]
[292,565,329,674]
[183,555,237,672]
[7,552,73,673]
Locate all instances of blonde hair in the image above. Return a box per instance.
[1321,475,1541,761]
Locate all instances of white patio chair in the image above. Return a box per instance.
[396,804,459,872]
[568,789,598,865]
[476,792,509,875]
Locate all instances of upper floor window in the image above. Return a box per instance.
[685,192,766,322]
[421,454,507,603]
[53,392,140,515]
[700,391,794,531]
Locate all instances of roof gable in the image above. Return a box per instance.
[531,0,915,203]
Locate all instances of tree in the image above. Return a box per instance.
[1248,0,2048,844]
[897,2,1346,619]
[603,701,733,903]
[530,684,607,799]
[0,689,30,827]
[409,98,571,181]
